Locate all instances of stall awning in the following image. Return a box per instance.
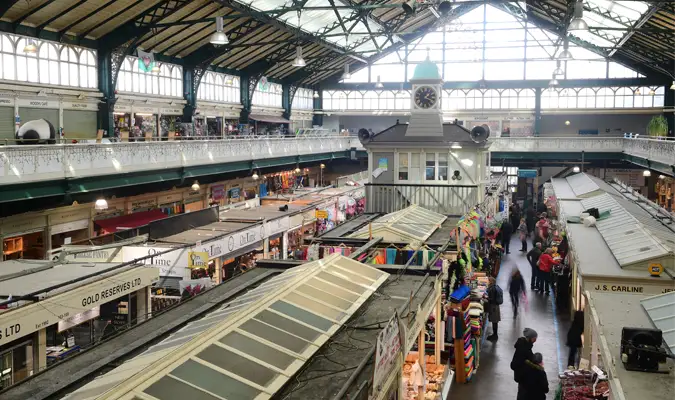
[95,209,167,233]
[249,114,290,124]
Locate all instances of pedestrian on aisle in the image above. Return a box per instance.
[537,248,559,295]
[527,242,543,290]
[511,328,538,383]
[517,352,549,400]
[566,311,584,369]
[526,206,536,235]
[508,269,527,318]
[486,277,503,341]
[518,218,528,252]
[501,219,514,254]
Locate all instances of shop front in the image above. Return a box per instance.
[94,209,167,235]
[0,94,14,142]
[17,98,59,141]
[157,190,184,216]
[209,184,227,207]
[183,188,206,213]
[113,104,132,140]
[0,214,47,260]
[48,208,92,249]
[0,262,158,388]
[159,106,183,140]
[61,100,99,140]
[249,112,290,136]
[132,105,158,141]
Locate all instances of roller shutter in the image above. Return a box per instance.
[19,108,59,128]
[0,107,13,143]
[63,110,97,139]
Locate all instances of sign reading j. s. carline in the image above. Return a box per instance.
[0,267,157,347]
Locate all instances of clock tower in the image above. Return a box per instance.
[407,52,443,136]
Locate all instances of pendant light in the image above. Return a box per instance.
[670,81,674,90]
[23,39,37,54]
[643,170,651,177]
[634,88,641,95]
[252,171,259,180]
[548,73,560,87]
[209,16,229,46]
[557,39,573,61]
[94,198,108,211]
[341,63,351,80]
[313,91,319,98]
[553,60,564,76]
[151,63,161,73]
[568,1,589,31]
[649,88,655,95]
[572,166,580,173]
[375,75,384,88]
[402,0,416,15]
[292,46,306,67]
[191,180,200,191]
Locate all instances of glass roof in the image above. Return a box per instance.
[641,292,675,355]
[350,204,447,243]
[569,0,651,48]
[236,0,396,53]
[64,254,389,400]
[580,193,671,268]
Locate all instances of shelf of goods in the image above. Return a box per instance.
[555,369,610,400]
[402,352,448,400]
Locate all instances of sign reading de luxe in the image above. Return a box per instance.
[0,267,158,347]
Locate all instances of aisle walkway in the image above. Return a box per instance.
[449,237,571,399]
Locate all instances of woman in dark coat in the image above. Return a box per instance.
[517,352,549,400]
[486,277,502,341]
[566,311,584,368]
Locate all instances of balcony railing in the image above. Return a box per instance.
[0,136,358,186]
[489,137,675,167]
[366,183,479,215]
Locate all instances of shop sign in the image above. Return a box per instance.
[160,107,183,115]
[158,192,183,205]
[114,104,132,113]
[188,251,209,268]
[211,185,226,201]
[0,97,15,107]
[131,198,157,210]
[123,246,186,278]
[192,224,265,259]
[590,282,674,295]
[185,189,204,200]
[518,169,538,178]
[0,267,157,347]
[58,306,100,332]
[133,106,158,114]
[62,247,124,263]
[62,102,98,111]
[50,219,89,235]
[373,312,404,392]
[17,98,59,109]
[229,187,241,200]
[265,216,290,238]
[315,210,328,219]
[0,215,46,235]
[49,209,91,225]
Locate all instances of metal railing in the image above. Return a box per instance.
[366,183,479,215]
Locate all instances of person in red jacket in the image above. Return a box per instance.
[537,248,559,295]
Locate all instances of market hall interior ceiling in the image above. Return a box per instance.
[0,0,673,94]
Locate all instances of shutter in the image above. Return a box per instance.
[0,107,13,143]
[64,110,97,139]
[157,276,181,290]
[19,108,59,127]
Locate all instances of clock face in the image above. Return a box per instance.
[414,86,437,109]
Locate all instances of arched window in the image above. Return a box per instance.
[518,89,535,109]
[347,91,362,110]
[38,43,59,85]
[292,88,314,110]
[252,81,282,108]
[197,71,240,104]
[501,89,518,109]
[466,90,483,109]
[577,88,595,109]
[59,47,79,87]
[322,91,334,110]
[558,88,576,108]
[442,89,466,111]
[615,87,633,108]
[395,90,410,109]
[80,49,97,88]
[380,91,395,110]
[15,38,38,83]
[117,56,182,97]
[363,91,378,109]
[541,88,558,109]
[596,87,614,108]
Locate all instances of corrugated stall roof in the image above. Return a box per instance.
[64,254,388,400]
[565,173,620,198]
[641,292,675,354]
[580,193,671,268]
[349,204,446,243]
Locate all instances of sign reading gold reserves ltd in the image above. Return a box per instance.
[0,267,158,346]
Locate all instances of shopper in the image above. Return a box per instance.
[501,219,514,254]
[486,277,503,341]
[508,269,527,318]
[566,311,584,369]
[535,213,550,242]
[558,233,569,260]
[527,242,543,290]
[526,206,536,235]
[517,352,549,400]
[511,328,538,383]
[537,248,559,294]
[518,218,528,252]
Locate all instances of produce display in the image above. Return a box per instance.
[556,369,609,400]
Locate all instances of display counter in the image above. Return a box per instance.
[402,351,448,400]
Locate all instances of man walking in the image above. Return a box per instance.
[526,242,543,290]
[501,219,514,255]
[511,328,538,383]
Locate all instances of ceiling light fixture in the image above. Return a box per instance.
[451,144,462,149]
[402,0,416,15]
[549,73,560,87]
[209,17,229,46]
[557,39,573,61]
[375,75,384,88]
[553,60,564,76]
[341,64,351,80]
[295,167,301,173]
[573,166,580,173]
[565,120,571,126]
[313,91,319,98]
[643,170,651,177]
[568,1,589,31]
[151,64,161,73]
[649,89,655,95]
[252,172,259,180]
[23,39,37,54]
[671,81,674,90]
[437,0,452,15]
[292,46,306,68]
[191,180,200,191]
[94,198,108,211]
[634,88,641,95]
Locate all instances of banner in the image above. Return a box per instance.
[373,312,404,392]
[137,49,156,73]
[188,251,209,269]
[179,278,213,296]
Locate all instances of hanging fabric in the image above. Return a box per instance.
[385,248,397,264]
